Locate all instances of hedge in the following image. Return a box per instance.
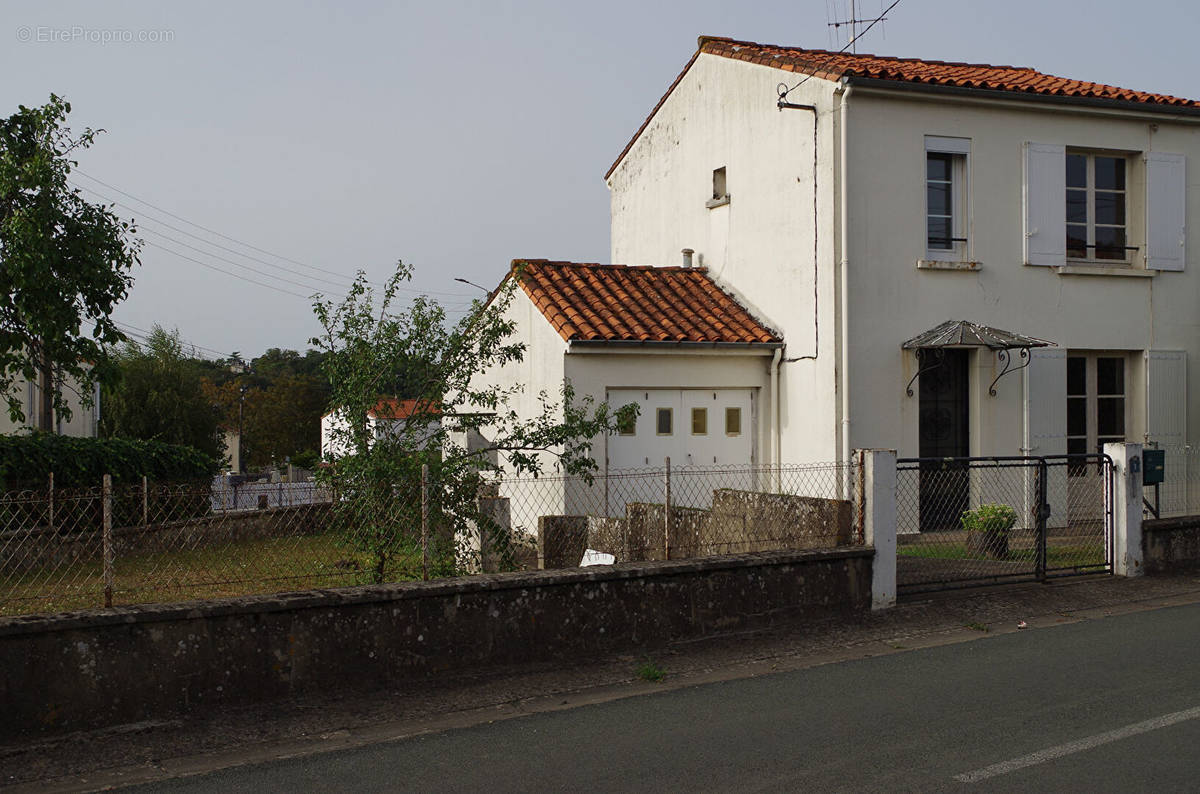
[0,434,219,490]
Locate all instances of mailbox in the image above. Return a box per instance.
[1143,448,1165,486]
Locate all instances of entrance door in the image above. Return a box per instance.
[919,349,970,530]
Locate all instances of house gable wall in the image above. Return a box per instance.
[607,54,842,463]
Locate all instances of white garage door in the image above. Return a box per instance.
[606,388,756,470]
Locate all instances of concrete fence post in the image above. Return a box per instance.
[1105,442,1143,577]
[861,448,897,610]
[102,473,114,608]
[663,456,672,560]
[421,463,430,581]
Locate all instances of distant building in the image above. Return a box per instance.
[0,370,99,437]
[320,398,441,458]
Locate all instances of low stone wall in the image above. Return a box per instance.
[1143,515,1200,574]
[579,490,854,563]
[0,504,333,572]
[704,489,853,553]
[0,547,871,738]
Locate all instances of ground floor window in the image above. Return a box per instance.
[1067,353,1126,469]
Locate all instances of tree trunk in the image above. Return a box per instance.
[38,346,53,433]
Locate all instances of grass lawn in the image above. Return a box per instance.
[0,533,433,617]
[898,542,1106,569]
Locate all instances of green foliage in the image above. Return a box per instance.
[201,349,330,469]
[0,94,140,425]
[101,325,224,461]
[290,449,320,470]
[0,433,218,489]
[960,503,1018,535]
[313,261,637,583]
[635,661,666,683]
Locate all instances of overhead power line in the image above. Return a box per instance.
[139,227,348,299]
[778,0,901,102]
[143,240,324,301]
[70,171,478,299]
[72,183,354,292]
[112,321,229,360]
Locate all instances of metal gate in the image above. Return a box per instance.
[896,454,1113,593]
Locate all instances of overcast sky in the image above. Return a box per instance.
[5,0,1199,360]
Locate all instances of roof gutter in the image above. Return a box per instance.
[567,339,783,352]
[844,76,1200,122]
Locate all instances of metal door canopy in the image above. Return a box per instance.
[902,320,1055,351]
[903,320,1056,396]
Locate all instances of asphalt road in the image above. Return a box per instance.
[127,602,1200,793]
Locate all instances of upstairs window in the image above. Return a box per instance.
[707,166,730,209]
[924,137,970,261]
[1066,153,1129,262]
[712,166,727,200]
[1025,143,1184,271]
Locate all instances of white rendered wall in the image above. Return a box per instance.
[608,54,842,464]
[844,91,1200,457]
[0,372,97,437]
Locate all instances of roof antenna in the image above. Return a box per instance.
[827,0,894,54]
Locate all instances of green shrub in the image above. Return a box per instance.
[290,449,320,470]
[0,434,218,489]
[960,503,1017,535]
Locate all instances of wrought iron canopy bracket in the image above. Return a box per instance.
[988,347,1031,396]
[905,348,946,397]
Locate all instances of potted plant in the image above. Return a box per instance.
[961,503,1017,559]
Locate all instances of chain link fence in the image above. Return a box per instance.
[0,460,860,617]
[1146,445,1200,519]
[896,455,1112,592]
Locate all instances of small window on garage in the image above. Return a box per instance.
[725,407,742,436]
[691,407,707,435]
[656,407,673,436]
[617,412,636,436]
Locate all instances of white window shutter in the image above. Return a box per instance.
[1023,143,1066,266]
[1147,350,1186,447]
[1023,348,1067,455]
[1146,153,1186,271]
[1147,350,1187,514]
[1023,348,1068,527]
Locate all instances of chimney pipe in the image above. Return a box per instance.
[681,248,694,268]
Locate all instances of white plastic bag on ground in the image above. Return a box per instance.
[580,549,615,567]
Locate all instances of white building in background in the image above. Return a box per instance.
[320,398,441,459]
[479,36,1200,514]
[0,370,99,437]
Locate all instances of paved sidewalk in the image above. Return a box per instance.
[5,573,1200,792]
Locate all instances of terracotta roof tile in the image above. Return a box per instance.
[605,36,1199,179]
[368,398,440,419]
[510,260,780,346]
[703,38,1199,107]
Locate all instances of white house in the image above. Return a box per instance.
[320,398,441,459]
[0,370,99,437]
[482,36,1200,517]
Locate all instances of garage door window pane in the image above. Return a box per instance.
[617,412,636,436]
[656,408,673,436]
[691,407,707,435]
[725,407,741,436]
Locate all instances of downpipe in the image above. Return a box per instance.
[770,346,782,489]
[838,82,853,469]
